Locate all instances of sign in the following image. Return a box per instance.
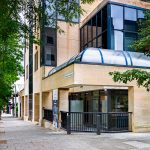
[52,89,58,128]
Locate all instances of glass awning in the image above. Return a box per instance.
[48,48,150,76]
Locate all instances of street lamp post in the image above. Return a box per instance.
[14,85,17,117]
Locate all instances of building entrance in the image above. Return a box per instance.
[69,89,129,130]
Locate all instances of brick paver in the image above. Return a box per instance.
[0,116,150,150]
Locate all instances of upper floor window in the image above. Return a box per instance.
[110,4,145,51]
[80,5,108,51]
[44,0,80,25]
[47,36,54,45]
[57,0,80,23]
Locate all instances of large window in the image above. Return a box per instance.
[80,5,108,51]
[110,4,145,51]
[80,3,145,52]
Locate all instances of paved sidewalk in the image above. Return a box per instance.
[0,116,150,150]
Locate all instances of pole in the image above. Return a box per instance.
[67,114,71,135]
[97,115,101,135]
[14,85,17,117]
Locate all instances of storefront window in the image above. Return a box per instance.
[110,90,128,112]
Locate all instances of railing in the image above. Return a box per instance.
[43,108,53,122]
[60,112,132,134]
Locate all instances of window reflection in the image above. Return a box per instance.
[87,20,92,42]
[92,15,97,38]
[124,20,137,32]
[80,5,108,51]
[124,32,137,51]
[97,11,102,36]
[138,10,145,19]
[80,3,145,52]
[125,7,137,21]
[111,5,123,30]
[114,31,123,50]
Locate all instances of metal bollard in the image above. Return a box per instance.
[67,114,71,135]
[97,115,101,135]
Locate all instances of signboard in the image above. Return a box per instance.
[52,89,58,128]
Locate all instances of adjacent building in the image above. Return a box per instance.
[19,0,150,133]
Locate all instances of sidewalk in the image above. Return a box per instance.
[0,116,150,150]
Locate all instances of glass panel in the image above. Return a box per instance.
[97,11,102,36]
[102,31,107,49]
[92,91,99,112]
[88,42,92,47]
[114,30,123,50]
[128,51,150,67]
[92,15,97,38]
[93,38,97,47]
[45,0,56,27]
[124,20,137,32]
[124,32,137,51]
[110,90,128,112]
[111,5,123,30]
[83,25,88,45]
[87,20,92,42]
[138,10,145,19]
[125,7,137,21]
[81,48,102,63]
[102,5,107,31]
[57,1,80,23]
[101,49,127,65]
[81,28,84,49]
[97,36,102,48]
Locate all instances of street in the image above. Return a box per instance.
[0,116,150,150]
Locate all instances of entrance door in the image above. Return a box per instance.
[108,90,128,130]
[84,91,99,126]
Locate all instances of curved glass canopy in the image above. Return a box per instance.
[48,48,150,76]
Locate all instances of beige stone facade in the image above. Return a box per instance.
[19,0,150,133]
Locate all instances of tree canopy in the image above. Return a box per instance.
[0,0,96,114]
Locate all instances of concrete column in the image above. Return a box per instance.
[24,96,28,121]
[21,96,24,119]
[32,93,35,122]
[39,92,43,126]
[129,86,150,132]
[24,96,26,119]
[18,97,21,118]
[59,89,69,128]
[59,89,69,112]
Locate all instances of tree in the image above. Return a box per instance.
[110,6,150,91]
[0,0,95,118]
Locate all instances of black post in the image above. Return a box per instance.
[97,115,101,135]
[67,114,71,135]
